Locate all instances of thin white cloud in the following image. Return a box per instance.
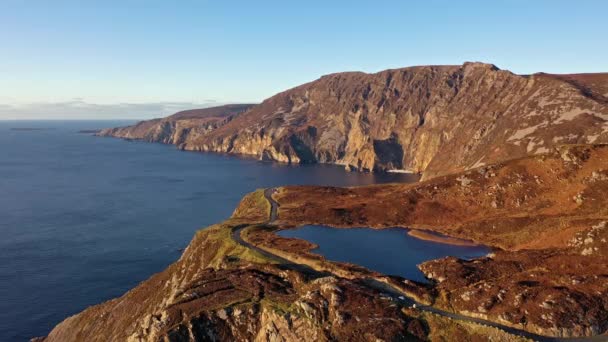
[0,100,223,120]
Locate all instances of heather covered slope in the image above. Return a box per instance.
[100,63,608,179]
[269,144,608,337]
[274,144,608,250]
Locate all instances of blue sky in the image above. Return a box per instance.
[1,0,607,119]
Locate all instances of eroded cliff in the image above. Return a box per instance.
[99,63,608,179]
[98,104,255,145]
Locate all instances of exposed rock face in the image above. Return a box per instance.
[98,104,256,145]
[100,63,608,178]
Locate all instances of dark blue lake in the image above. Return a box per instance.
[0,120,418,341]
[278,225,491,282]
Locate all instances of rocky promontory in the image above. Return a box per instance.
[98,104,255,145]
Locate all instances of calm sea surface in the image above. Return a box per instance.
[0,120,418,341]
[278,225,491,282]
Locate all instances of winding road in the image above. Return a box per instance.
[231,188,602,342]
[231,189,331,275]
[264,188,279,223]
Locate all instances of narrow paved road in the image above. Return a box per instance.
[231,187,603,342]
[263,187,279,223]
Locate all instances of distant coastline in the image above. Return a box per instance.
[10,127,53,131]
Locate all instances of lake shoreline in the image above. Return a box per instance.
[407,229,481,247]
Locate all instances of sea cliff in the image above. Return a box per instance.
[100,63,608,179]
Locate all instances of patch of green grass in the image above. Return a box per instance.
[196,223,276,268]
[241,224,274,240]
[231,189,271,221]
[260,298,295,316]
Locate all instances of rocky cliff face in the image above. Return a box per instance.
[100,63,608,179]
[98,104,255,145]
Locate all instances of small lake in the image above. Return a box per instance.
[278,225,491,282]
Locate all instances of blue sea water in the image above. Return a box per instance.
[0,120,418,341]
[278,225,490,282]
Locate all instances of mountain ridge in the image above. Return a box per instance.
[99,62,608,179]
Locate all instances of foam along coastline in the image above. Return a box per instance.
[407,228,480,247]
[387,169,416,174]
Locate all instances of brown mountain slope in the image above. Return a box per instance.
[194,63,608,178]
[98,104,255,144]
[542,72,608,104]
[273,144,608,250]
[100,63,608,179]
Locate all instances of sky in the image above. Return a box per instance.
[1,0,607,119]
